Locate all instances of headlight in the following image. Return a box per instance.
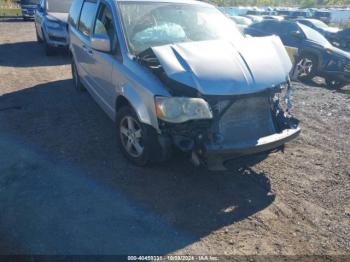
[46,20,61,29]
[155,97,213,123]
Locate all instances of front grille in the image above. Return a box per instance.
[48,35,66,43]
[217,96,276,145]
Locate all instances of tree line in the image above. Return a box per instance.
[202,0,350,8]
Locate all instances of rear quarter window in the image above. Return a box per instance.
[68,0,84,28]
[78,0,97,36]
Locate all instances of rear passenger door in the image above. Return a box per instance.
[74,0,98,89]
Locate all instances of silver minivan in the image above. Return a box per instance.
[69,0,300,170]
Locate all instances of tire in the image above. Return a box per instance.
[325,78,344,89]
[296,54,318,83]
[116,106,160,167]
[71,59,85,92]
[36,26,43,43]
[42,30,55,56]
[44,41,55,56]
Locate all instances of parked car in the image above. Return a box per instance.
[245,20,350,88]
[288,10,313,19]
[243,15,264,23]
[19,0,38,20]
[68,0,300,170]
[313,10,331,24]
[296,18,339,43]
[276,9,292,18]
[34,0,74,55]
[230,16,253,33]
[263,15,284,21]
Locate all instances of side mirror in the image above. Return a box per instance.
[90,34,111,53]
[291,30,304,39]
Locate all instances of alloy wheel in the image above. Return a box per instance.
[296,58,313,78]
[120,116,144,158]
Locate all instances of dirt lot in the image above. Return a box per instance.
[0,20,349,256]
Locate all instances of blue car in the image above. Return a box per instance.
[296,18,340,43]
[19,0,38,20]
[335,28,350,49]
[245,20,350,88]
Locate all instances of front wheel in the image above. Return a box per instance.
[35,26,43,43]
[116,106,160,167]
[296,54,318,83]
[325,78,345,89]
[42,30,55,56]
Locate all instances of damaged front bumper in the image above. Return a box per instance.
[205,127,300,170]
[158,85,300,170]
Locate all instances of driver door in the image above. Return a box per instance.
[89,1,122,118]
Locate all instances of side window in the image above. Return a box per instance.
[280,22,298,35]
[40,0,45,10]
[93,3,119,54]
[78,0,97,37]
[261,21,279,34]
[69,0,84,28]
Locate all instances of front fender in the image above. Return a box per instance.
[119,83,159,131]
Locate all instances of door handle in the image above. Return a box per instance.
[82,44,93,55]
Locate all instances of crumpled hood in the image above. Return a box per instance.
[151,37,292,96]
[47,12,69,24]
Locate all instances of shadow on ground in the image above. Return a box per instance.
[0,41,69,67]
[0,80,275,254]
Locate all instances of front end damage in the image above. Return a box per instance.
[157,87,300,170]
[137,37,301,170]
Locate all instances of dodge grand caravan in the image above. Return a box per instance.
[68,0,300,170]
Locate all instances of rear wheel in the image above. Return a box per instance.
[116,106,160,167]
[44,41,55,56]
[296,54,318,83]
[71,59,85,92]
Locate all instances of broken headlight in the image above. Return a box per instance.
[274,83,293,116]
[155,97,213,123]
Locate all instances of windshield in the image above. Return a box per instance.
[119,2,243,55]
[20,0,37,5]
[46,0,73,13]
[299,23,330,46]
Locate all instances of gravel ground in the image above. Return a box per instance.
[0,20,349,256]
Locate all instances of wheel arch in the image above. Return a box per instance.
[115,89,158,131]
[299,49,323,71]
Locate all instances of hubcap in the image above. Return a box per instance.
[296,58,313,78]
[120,116,144,158]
